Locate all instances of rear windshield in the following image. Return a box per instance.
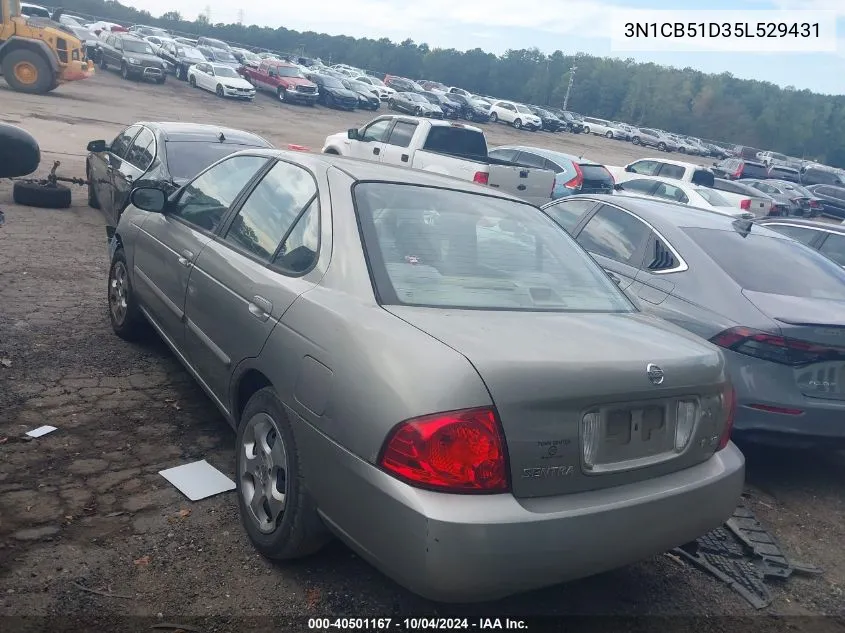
[769,168,799,181]
[803,169,842,185]
[695,188,731,206]
[741,162,769,179]
[354,183,635,312]
[579,164,613,183]
[422,127,488,161]
[165,142,266,181]
[683,227,845,299]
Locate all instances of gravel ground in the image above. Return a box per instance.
[0,72,844,633]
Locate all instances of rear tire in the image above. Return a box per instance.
[120,63,130,80]
[13,181,72,209]
[2,49,53,94]
[277,87,286,102]
[156,75,166,85]
[236,388,331,561]
[658,142,667,152]
[108,249,145,341]
[605,131,613,138]
[632,136,641,145]
[189,75,196,88]
[86,163,100,209]
[513,118,522,129]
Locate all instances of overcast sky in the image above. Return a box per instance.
[123,0,844,94]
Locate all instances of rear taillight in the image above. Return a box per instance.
[717,384,736,451]
[733,164,743,179]
[473,171,489,185]
[564,162,584,190]
[740,199,751,210]
[378,407,510,493]
[709,326,845,367]
[810,199,822,208]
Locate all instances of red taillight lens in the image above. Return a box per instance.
[810,199,821,208]
[710,326,845,366]
[733,165,743,179]
[564,162,584,190]
[740,199,751,210]
[378,407,510,493]
[473,171,489,185]
[717,384,736,451]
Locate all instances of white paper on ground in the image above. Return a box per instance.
[26,425,58,438]
[159,460,236,501]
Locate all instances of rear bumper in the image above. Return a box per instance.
[296,415,745,602]
[727,350,845,442]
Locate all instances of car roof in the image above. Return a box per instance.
[136,122,269,145]
[559,194,746,229]
[233,150,528,201]
[756,218,845,233]
[631,157,706,170]
[493,145,596,166]
[621,175,706,190]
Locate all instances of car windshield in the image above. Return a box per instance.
[178,47,206,61]
[274,66,304,78]
[317,75,343,89]
[354,183,635,312]
[123,40,154,54]
[684,227,845,299]
[405,93,426,102]
[363,76,385,86]
[349,81,372,92]
[213,50,236,62]
[695,188,732,206]
[214,66,239,78]
[165,142,266,181]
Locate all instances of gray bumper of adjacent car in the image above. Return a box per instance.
[295,413,745,602]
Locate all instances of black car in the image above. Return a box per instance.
[800,165,845,187]
[755,218,845,268]
[420,91,461,119]
[766,165,801,183]
[197,46,240,69]
[388,91,444,118]
[98,33,166,83]
[743,179,822,217]
[158,41,208,80]
[384,75,420,92]
[548,109,583,133]
[443,92,490,122]
[528,106,564,132]
[340,79,381,111]
[196,36,231,51]
[805,184,845,219]
[305,74,358,110]
[85,122,273,234]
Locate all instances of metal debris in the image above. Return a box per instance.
[671,502,823,609]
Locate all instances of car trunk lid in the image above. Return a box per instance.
[384,306,730,497]
[743,290,845,401]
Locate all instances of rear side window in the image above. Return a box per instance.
[619,179,657,193]
[803,169,842,186]
[695,188,731,207]
[543,199,596,234]
[770,168,799,182]
[577,204,650,264]
[514,152,547,169]
[488,148,518,163]
[684,227,845,299]
[819,234,845,267]
[762,224,820,245]
[386,121,417,148]
[422,127,488,160]
[657,164,684,179]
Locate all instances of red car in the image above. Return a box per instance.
[240,60,318,105]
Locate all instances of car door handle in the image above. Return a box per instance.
[248,295,272,321]
[176,249,194,267]
[373,147,380,156]
[401,154,409,163]
[607,272,622,285]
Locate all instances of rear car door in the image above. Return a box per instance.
[111,126,155,221]
[183,160,322,403]
[379,119,418,165]
[132,155,271,352]
[572,203,651,290]
[94,124,140,227]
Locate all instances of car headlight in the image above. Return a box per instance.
[127,57,138,64]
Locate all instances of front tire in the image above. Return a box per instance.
[87,163,100,209]
[513,118,522,130]
[658,142,667,152]
[277,87,286,102]
[100,55,108,71]
[216,84,224,98]
[189,75,196,88]
[632,136,641,145]
[121,63,130,80]
[489,111,498,123]
[108,249,145,341]
[583,126,591,134]
[605,131,613,138]
[236,388,331,560]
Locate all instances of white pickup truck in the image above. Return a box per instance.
[322,116,555,203]
[607,157,715,186]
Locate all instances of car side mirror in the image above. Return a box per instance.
[613,183,623,191]
[130,187,167,213]
[87,139,108,153]
[624,165,634,173]
[347,128,360,141]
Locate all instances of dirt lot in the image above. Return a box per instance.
[1,72,844,632]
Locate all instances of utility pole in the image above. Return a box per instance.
[237,9,244,24]
[204,5,212,23]
[562,66,577,111]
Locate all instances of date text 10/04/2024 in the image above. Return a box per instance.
[307,618,529,630]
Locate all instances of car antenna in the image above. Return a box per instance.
[218,132,226,142]
[732,218,754,237]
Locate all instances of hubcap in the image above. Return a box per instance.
[13,61,38,85]
[240,412,288,534]
[109,261,129,324]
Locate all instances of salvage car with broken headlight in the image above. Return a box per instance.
[105,149,743,602]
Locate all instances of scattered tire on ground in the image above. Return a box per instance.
[12,181,72,209]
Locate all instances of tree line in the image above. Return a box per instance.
[56,0,845,166]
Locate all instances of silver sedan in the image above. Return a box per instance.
[107,149,744,602]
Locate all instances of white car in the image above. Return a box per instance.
[615,175,754,218]
[354,75,395,100]
[581,117,627,139]
[188,62,255,100]
[609,157,715,187]
[488,100,542,131]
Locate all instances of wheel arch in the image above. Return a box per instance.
[0,38,60,73]
[232,368,273,426]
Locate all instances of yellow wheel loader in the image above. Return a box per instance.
[0,0,93,94]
